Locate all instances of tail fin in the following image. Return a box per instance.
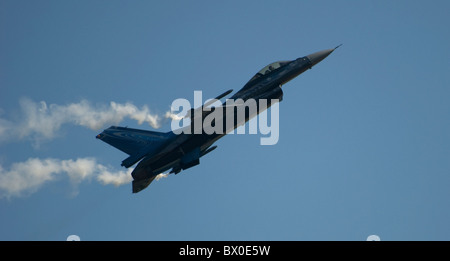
[96,126,175,168]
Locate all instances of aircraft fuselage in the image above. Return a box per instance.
[97,47,339,193]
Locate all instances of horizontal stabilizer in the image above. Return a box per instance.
[132,176,156,193]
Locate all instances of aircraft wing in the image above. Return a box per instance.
[96,126,176,168]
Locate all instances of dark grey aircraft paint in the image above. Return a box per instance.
[96,47,339,193]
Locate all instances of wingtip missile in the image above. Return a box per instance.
[215,89,233,100]
[201,145,217,157]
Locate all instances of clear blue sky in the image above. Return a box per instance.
[1,0,449,240]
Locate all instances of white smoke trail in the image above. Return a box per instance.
[0,98,177,199]
[164,111,184,121]
[97,167,133,187]
[0,98,164,143]
[0,157,173,199]
[0,157,133,199]
[155,173,169,181]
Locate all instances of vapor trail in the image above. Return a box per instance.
[0,157,173,199]
[0,98,167,143]
[0,98,175,199]
[0,157,131,198]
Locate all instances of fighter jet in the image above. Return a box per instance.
[96,46,340,193]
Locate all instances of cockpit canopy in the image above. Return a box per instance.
[246,61,291,85]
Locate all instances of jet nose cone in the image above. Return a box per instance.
[306,48,335,67]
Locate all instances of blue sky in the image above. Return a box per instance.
[1,0,450,240]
